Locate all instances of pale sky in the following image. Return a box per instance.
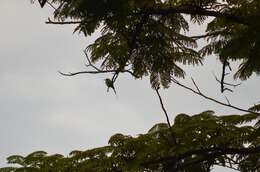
[0,1,259,171]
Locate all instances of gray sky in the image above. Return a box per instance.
[0,1,259,171]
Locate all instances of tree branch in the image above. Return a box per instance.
[46,1,57,10]
[155,89,171,127]
[155,88,176,144]
[189,30,228,40]
[220,58,229,93]
[146,6,249,25]
[171,77,260,115]
[44,5,250,27]
[59,50,137,78]
[213,72,241,91]
[46,18,82,25]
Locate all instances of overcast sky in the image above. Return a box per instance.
[0,1,259,171]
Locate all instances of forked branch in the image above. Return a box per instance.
[171,77,260,115]
[46,18,82,25]
[213,72,241,93]
[59,50,137,78]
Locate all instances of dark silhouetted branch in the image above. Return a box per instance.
[155,88,171,127]
[59,50,137,78]
[155,88,176,144]
[190,30,228,40]
[46,18,82,25]
[146,6,249,26]
[46,1,57,10]
[213,72,241,91]
[171,77,260,115]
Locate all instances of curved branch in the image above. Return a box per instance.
[155,88,176,144]
[59,70,114,76]
[146,6,249,25]
[59,69,136,77]
[155,89,172,127]
[212,72,241,93]
[171,77,260,115]
[46,18,82,25]
[189,30,229,40]
[59,50,137,78]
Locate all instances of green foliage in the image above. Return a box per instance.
[2,111,259,171]
[200,5,260,80]
[249,104,260,113]
[16,1,260,172]
[34,0,260,88]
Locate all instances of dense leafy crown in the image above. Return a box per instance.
[1,111,259,171]
[36,0,260,88]
[4,1,259,172]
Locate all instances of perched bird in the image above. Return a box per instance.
[105,78,117,95]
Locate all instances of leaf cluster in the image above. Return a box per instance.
[2,111,259,171]
[34,0,260,88]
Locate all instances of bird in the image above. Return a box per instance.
[105,78,117,95]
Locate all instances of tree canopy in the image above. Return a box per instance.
[1,0,260,171]
[1,111,259,172]
[40,0,260,88]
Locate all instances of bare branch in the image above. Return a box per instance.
[191,77,201,93]
[59,50,137,78]
[46,18,82,25]
[189,30,228,40]
[155,88,176,144]
[218,58,240,93]
[58,70,115,76]
[146,6,250,26]
[155,88,171,127]
[171,77,260,115]
[225,96,231,105]
[59,68,137,77]
[83,50,102,72]
[213,72,241,88]
[46,1,57,10]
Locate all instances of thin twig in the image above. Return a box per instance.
[59,68,136,77]
[191,77,201,93]
[83,50,102,72]
[155,89,171,127]
[145,6,250,26]
[225,96,231,105]
[155,88,176,144]
[46,18,82,25]
[59,70,114,76]
[59,50,137,78]
[171,77,260,115]
[189,31,227,40]
[46,1,57,10]
[213,72,241,88]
